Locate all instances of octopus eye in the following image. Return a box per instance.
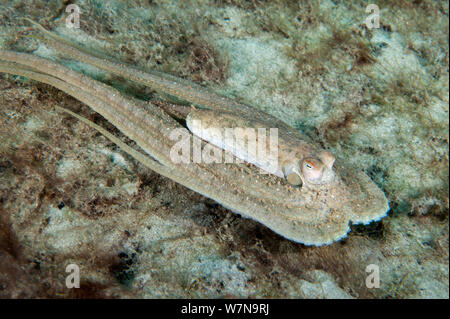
[304,160,316,170]
[302,158,323,182]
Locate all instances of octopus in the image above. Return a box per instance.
[0,20,389,246]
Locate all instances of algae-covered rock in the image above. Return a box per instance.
[0,0,447,299]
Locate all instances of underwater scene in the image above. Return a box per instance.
[0,0,448,299]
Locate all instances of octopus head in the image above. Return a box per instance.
[301,158,324,183]
[282,150,335,186]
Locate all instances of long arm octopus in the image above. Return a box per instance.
[0,20,389,246]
